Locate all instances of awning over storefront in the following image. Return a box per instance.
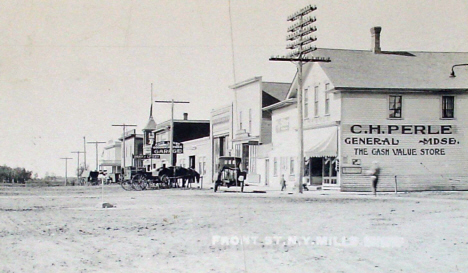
[304,126,338,158]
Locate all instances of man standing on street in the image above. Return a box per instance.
[281,174,287,191]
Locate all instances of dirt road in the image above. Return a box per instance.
[1,185,467,272]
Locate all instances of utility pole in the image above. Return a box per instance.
[87,141,106,171]
[71,151,84,183]
[154,100,190,168]
[83,136,87,170]
[60,157,72,186]
[112,124,137,179]
[270,5,330,193]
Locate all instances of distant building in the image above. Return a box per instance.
[178,136,211,184]
[119,129,144,175]
[210,77,290,185]
[266,26,468,191]
[144,113,210,174]
[210,104,233,182]
[100,139,121,179]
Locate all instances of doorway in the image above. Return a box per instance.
[189,156,195,169]
[322,157,338,186]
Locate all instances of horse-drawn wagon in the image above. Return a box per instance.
[126,166,200,191]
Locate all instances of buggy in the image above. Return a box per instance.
[79,171,100,186]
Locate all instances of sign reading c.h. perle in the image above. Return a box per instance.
[348,124,454,135]
[342,124,460,156]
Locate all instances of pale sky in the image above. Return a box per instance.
[1,0,467,177]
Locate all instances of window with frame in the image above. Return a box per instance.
[290,157,295,175]
[304,88,309,118]
[274,157,278,177]
[239,111,243,130]
[325,92,330,115]
[249,109,252,132]
[389,95,402,119]
[235,144,241,157]
[442,96,454,119]
[314,86,319,117]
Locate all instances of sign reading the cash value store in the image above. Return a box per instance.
[342,124,460,156]
[151,141,184,154]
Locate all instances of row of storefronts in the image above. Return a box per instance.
[103,27,468,191]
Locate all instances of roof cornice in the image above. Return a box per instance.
[262,98,297,111]
[229,76,262,89]
[334,87,468,93]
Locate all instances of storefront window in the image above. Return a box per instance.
[310,158,322,176]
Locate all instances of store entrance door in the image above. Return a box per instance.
[322,157,338,188]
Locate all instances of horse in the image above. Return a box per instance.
[155,166,200,188]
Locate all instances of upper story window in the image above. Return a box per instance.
[304,88,309,118]
[389,95,402,119]
[442,96,454,119]
[314,86,319,117]
[249,109,252,132]
[325,92,330,115]
[239,111,243,130]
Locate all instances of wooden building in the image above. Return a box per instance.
[266,27,468,191]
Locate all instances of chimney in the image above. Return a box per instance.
[370,26,382,53]
[183,113,188,120]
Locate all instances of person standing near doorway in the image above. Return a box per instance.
[369,161,381,196]
[280,174,287,191]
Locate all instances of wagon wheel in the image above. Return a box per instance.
[132,174,148,191]
[120,178,133,191]
[160,175,170,189]
[79,177,86,186]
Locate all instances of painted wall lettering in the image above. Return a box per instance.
[349,125,453,135]
[353,148,447,156]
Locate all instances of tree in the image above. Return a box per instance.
[13,168,32,183]
[77,164,89,177]
[0,165,33,183]
[0,165,10,182]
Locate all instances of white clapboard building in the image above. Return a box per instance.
[265,27,468,191]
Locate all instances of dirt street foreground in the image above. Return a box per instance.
[1,185,467,273]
